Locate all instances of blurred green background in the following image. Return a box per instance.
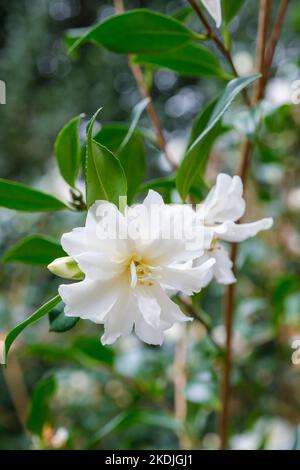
[0,0,300,450]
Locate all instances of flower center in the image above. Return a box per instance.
[135,261,153,284]
[128,256,159,288]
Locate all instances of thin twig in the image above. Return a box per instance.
[174,325,190,449]
[113,0,176,170]
[187,0,251,106]
[262,0,289,91]
[253,0,272,102]
[219,0,289,450]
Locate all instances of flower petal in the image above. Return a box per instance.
[135,285,161,328]
[159,258,215,294]
[74,251,125,281]
[153,284,192,327]
[58,277,125,323]
[202,244,236,285]
[134,315,164,346]
[101,291,136,345]
[142,189,164,207]
[220,218,273,242]
[61,227,90,256]
[198,174,245,224]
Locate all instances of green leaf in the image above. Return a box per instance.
[176,100,223,201]
[94,124,145,204]
[27,375,57,436]
[0,179,68,212]
[86,109,127,208]
[188,74,260,154]
[73,336,114,366]
[63,27,89,51]
[222,0,245,23]
[27,336,114,368]
[49,303,79,333]
[139,176,177,193]
[138,176,205,201]
[176,74,260,201]
[3,295,61,365]
[69,9,196,55]
[54,114,83,188]
[86,410,178,449]
[117,98,149,153]
[172,5,193,22]
[134,43,228,79]
[187,97,219,148]
[2,234,66,265]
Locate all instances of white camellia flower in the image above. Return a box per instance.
[196,174,273,284]
[202,0,222,28]
[56,191,215,346]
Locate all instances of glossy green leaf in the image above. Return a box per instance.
[86,109,127,208]
[187,98,219,148]
[188,74,260,154]
[49,303,79,333]
[69,9,196,55]
[138,176,205,201]
[54,114,83,187]
[177,75,260,200]
[94,124,145,204]
[27,375,57,436]
[63,27,89,50]
[176,99,224,201]
[117,98,149,153]
[134,43,228,78]
[3,295,61,365]
[222,0,245,23]
[2,234,66,265]
[0,179,68,212]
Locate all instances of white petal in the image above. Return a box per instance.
[153,284,192,327]
[86,199,123,233]
[141,238,187,265]
[134,315,164,346]
[142,189,164,207]
[85,199,130,258]
[135,285,161,328]
[201,0,222,27]
[159,258,215,295]
[59,278,124,323]
[101,292,136,345]
[61,227,90,256]
[220,218,273,242]
[203,244,236,285]
[130,260,137,288]
[198,174,245,224]
[74,252,124,280]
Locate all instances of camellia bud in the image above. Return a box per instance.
[47,256,84,280]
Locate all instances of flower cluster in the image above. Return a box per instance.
[48,174,273,346]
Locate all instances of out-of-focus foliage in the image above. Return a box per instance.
[0,0,300,451]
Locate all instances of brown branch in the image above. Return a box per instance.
[253,0,272,103]
[187,0,251,106]
[219,0,289,450]
[113,0,176,170]
[262,0,289,89]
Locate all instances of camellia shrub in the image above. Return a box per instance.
[1,0,295,451]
